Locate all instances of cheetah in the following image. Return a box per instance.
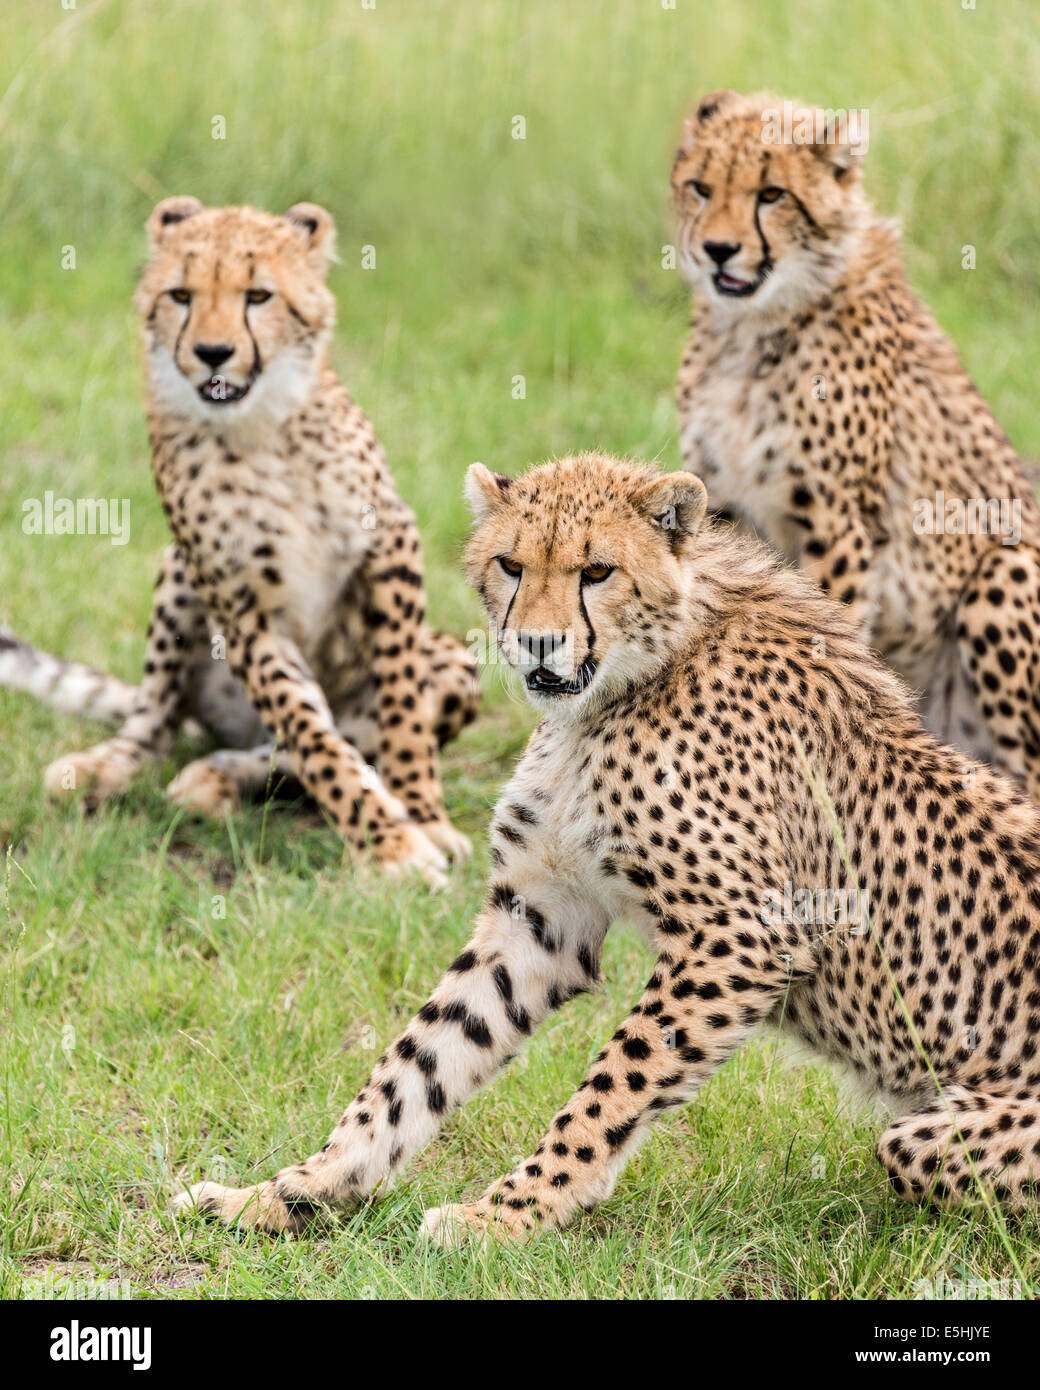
[0,198,479,884]
[672,89,1040,800]
[175,453,1040,1241]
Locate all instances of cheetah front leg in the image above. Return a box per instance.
[44,546,206,807]
[426,630,481,748]
[362,529,471,863]
[423,912,801,1245]
[954,545,1040,800]
[227,622,446,882]
[173,832,612,1231]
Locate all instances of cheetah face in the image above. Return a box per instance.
[134,198,336,429]
[465,455,707,715]
[671,89,868,317]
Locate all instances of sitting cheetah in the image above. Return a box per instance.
[673,89,1040,799]
[175,454,1040,1241]
[0,198,479,884]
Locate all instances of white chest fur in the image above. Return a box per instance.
[161,437,374,657]
[679,329,811,561]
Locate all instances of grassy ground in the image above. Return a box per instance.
[2,0,1040,1299]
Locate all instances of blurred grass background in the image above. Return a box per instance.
[2,0,1039,1299]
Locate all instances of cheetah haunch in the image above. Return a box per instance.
[175,453,1040,1240]
[0,199,478,885]
[673,89,1040,799]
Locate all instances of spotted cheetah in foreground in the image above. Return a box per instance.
[673,90,1040,799]
[175,454,1040,1241]
[0,198,478,884]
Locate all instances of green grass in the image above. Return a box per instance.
[2,0,1040,1299]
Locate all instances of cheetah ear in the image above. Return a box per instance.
[677,89,742,161]
[694,88,740,126]
[807,109,869,183]
[630,472,707,553]
[146,196,205,249]
[284,203,337,268]
[810,140,867,184]
[465,462,513,523]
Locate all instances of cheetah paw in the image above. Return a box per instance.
[172,1180,296,1233]
[43,742,138,808]
[420,819,473,863]
[420,1202,529,1247]
[167,762,240,817]
[420,1203,489,1248]
[377,822,450,890]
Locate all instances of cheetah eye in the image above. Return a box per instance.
[758,186,786,204]
[581,563,614,584]
[498,556,523,578]
[246,288,273,305]
[167,288,191,305]
[687,180,711,200]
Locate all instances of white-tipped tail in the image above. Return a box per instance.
[0,625,138,724]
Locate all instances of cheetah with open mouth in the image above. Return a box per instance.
[673,90,1040,800]
[0,198,478,885]
[175,454,1040,1241]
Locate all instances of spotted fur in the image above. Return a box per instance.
[174,454,1040,1240]
[5,199,478,882]
[673,89,1040,798]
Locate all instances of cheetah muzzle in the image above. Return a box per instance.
[525,657,598,698]
[197,368,257,404]
[712,262,770,297]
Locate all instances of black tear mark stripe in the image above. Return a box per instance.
[243,299,263,376]
[787,189,827,238]
[751,199,771,272]
[577,582,597,663]
[173,257,192,363]
[501,570,521,638]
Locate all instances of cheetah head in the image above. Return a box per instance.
[134,197,336,430]
[465,453,707,715]
[671,89,871,318]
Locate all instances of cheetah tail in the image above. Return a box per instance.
[0,625,139,724]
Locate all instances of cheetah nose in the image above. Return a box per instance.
[517,631,565,664]
[703,240,741,266]
[194,342,234,369]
